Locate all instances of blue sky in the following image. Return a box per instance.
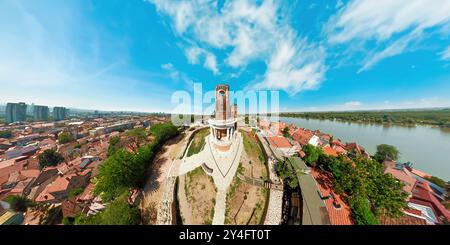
[1,0,450,113]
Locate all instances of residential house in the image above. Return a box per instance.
[331,140,348,155]
[383,161,417,198]
[291,128,320,147]
[410,181,450,223]
[345,143,370,158]
[5,145,38,160]
[266,136,298,157]
[35,169,91,203]
[61,198,85,218]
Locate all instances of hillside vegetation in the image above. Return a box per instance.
[281,109,450,127]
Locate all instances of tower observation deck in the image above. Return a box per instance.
[208,84,238,152]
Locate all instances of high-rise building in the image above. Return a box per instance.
[33,105,49,121]
[5,102,27,123]
[27,103,35,116]
[53,107,67,121]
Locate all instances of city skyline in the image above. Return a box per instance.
[1,0,450,113]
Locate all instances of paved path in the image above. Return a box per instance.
[171,133,244,225]
[264,189,284,225]
[212,190,227,225]
[257,132,283,225]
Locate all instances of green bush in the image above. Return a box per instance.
[75,191,140,225]
[318,152,407,222]
[69,187,84,198]
[58,132,74,144]
[374,144,400,162]
[302,144,322,167]
[5,195,34,212]
[350,195,379,225]
[38,149,64,169]
[425,176,447,189]
[94,122,178,201]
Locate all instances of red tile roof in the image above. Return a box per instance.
[332,140,346,148]
[47,174,77,193]
[311,169,354,225]
[323,146,339,157]
[266,136,292,149]
[19,169,40,178]
[380,214,427,225]
[333,145,347,155]
[412,182,450,221]
[410,168,431,179]
[384,166,417,195]
[291,128,314,145]
[405,208,422,216]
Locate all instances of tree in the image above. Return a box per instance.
[75,191,140,225]
[38,149,64,169]
[318,153,407,222]
[350,195,379,225]
[282,126,290,138]
[94,149,144,201]
[107,136,121,156]
[69,187,84,198]
[149,122,178,141]
[5,195,34,212]
[302,144,321,167]
[100,193,140,225]
[374,144,400,162]
[277,160,298,189]
[125,128,147,151]
[95,122,179,201]
[58,132,74,144]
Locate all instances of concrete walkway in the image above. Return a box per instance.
[151,127,245,225]
[257,132,283,225]
[212,190,227,225]
[171,132,244,225]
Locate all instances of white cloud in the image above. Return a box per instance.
[161,63,194,85]
[440,45,450,60]
[358,31,422,72]
[253,36,326,95]
[185,46,202,64]
[344,101,362,108]
[335,0,344,9]
[326,0,450,71]
[149,0,325,94]
[184,46,219,74]
[204,52,219,75]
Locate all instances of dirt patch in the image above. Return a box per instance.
[140,132,185,224]
[183,167,217,224]
[241,130,267,179]
[225,131,269,225]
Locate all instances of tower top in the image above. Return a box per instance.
[216,84,229,91]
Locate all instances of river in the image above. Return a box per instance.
[278,117,450,181]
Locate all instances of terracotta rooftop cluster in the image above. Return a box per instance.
[0,115,164,224]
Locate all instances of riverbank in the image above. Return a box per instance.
[277,117,450,180]
[281,108,450,128]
